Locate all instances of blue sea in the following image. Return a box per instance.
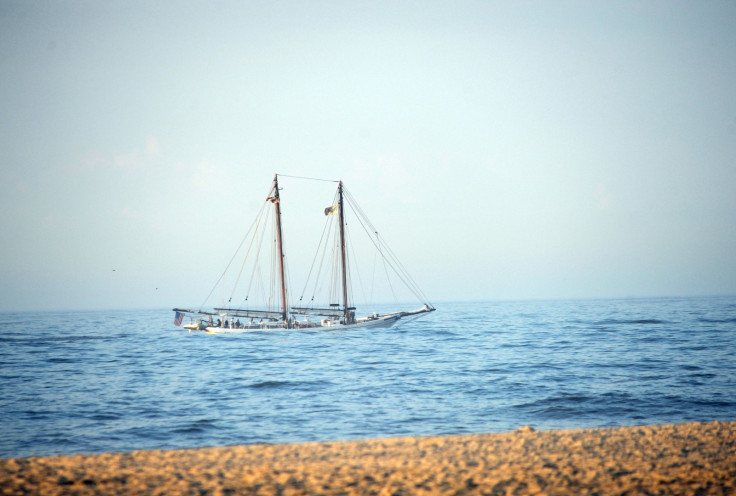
[1,297,735,459]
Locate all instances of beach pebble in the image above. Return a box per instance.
[1,421,734,495]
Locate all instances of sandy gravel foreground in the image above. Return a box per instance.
[2,421,735,495]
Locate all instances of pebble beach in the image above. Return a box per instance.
[2,421,734,495]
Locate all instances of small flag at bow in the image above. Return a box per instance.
[174,311,184,327]
[324,205,338,216]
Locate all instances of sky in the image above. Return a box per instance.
[1,1,735,311]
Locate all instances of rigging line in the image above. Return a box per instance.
[228,198,269,305]
[198,193,270,312]
[343,187,378,234]
[310,216,333,305]
[341,196,400,305]
[270,216,280,313]
[380,244,399,304]
[278,204,294,315]
[375,231,432,304]
[345,222,368,306]
[297,186,338,305]
[375,232,426,297]
[283,254,292,316]
[344,194,427,304]
[342,192,381,291]
[242,262,266,311]
[329,218,341,306]
[345,240,354,312]
[314,213,336,303]
[343,185,432,304]
[370,241,378,306]
[343,197,402,304]
[346,225,365,307]
[299,210,333,301]
[276,173,340,183]
[379,235,427,303]
[319,188,342,306]
[244,206,271,305]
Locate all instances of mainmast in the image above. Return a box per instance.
[271,174,289,324]
[337,181,351,324]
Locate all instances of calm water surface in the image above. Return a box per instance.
[1,297,735,458]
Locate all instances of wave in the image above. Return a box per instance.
[697,317,736,324]
[1,334,115,344]
[172,419,219,435]
[247,379,330,390]
[512,391,644,419]
[593,319,667,326]
[46,356,80,364]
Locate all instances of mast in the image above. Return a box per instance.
[271,174,288,324]
[337,181,350,323]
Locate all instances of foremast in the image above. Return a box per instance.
[270,174,289,325]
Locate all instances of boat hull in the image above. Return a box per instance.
[200,306,433,334]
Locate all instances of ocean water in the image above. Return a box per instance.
[1,296,735,459]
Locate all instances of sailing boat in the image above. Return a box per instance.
[173,174,434,333]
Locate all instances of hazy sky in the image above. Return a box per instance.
[2,1,735,311]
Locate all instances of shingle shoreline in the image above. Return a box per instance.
[2,421,735,495]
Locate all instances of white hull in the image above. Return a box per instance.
[200,306,431,335]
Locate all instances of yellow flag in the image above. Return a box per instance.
[324,205,338,216]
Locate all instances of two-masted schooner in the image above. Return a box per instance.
[173,174,434,333]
